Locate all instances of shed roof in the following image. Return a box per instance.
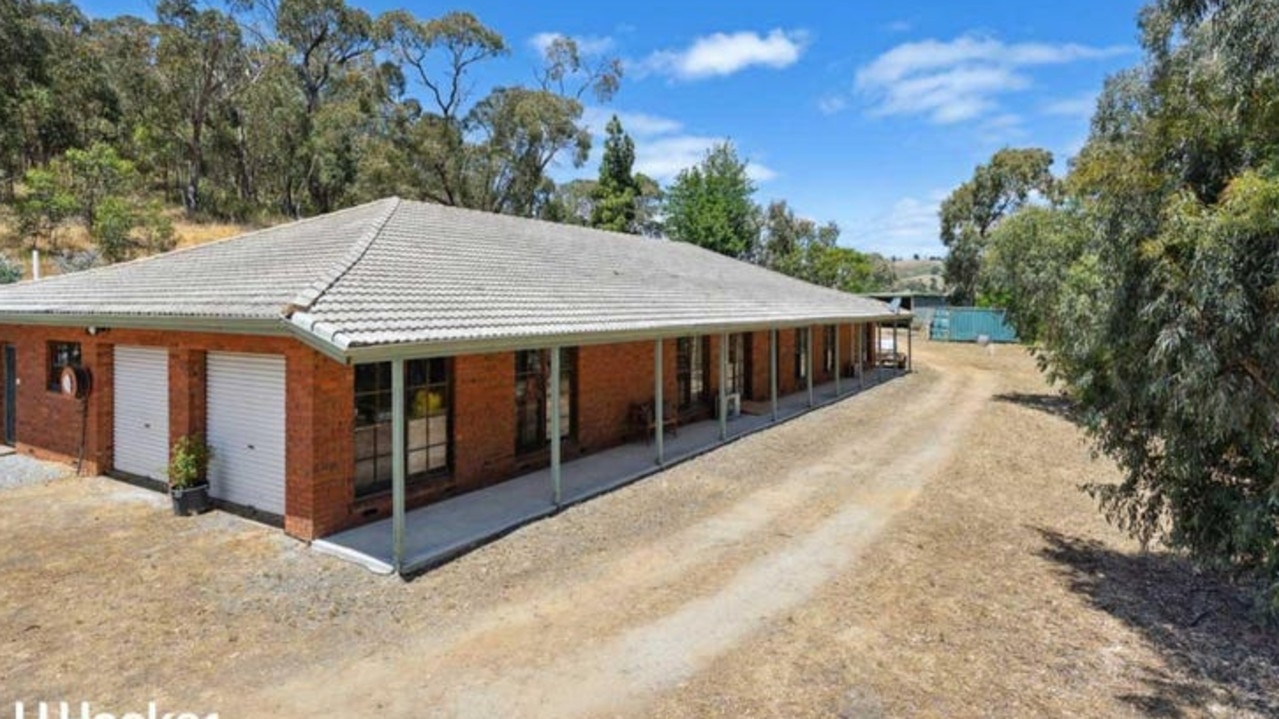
[0,198,904,360]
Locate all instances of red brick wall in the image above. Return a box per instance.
[284,346,354,540]
[0,321,878,543]
[0,324,344,539]
[452,351,516,491]
[169,348,206,448]
[0,326,105,467]
[578,340,656,451]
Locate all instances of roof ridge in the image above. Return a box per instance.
[285,197,402,314]
[401,197,665,246]
[0,198,398,290]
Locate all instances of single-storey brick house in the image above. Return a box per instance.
[0,198,902,558]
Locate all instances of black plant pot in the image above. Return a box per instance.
[171,483,211,516]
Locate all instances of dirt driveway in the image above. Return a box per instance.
[2,339,1276,718]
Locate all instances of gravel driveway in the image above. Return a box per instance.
[0,451,74,490]
[3,338,1275,718]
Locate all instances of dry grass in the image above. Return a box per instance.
[0,209,255,278]
[650,343,1279,718]
[1,340,1275,718]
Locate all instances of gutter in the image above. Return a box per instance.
[0,312,289,335]
[333,312,912,364]
[0,307,912,367]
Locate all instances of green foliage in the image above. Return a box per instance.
[0,254,23,284]
[12,166,77,251]
[940,147,1056,305]
[590,115,641,233]
[980,205,1088,342]
[63,142,136,226]
[983,0,1279,616]
[756,200,894,293]
[167,434,211,489]
[663,142,758,259]
[1,0,624,229]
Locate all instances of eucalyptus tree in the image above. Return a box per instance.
[939,147,1056,305]
[155,0,245,215]
[663,142,758,259]
[589,115,641,233]
[978,0,1279,614]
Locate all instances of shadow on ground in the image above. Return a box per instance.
[1034,528,1279,718]
[994,392,1082,424]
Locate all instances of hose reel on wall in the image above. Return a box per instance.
[59,365,92,399]
[60,365,93,473]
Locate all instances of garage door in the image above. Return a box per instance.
[113,346,169,480]
[207,352,286,515]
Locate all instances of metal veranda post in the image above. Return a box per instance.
[907,321,914,372]
[769,329,778,421]
[655,338,664,465]
[859,324,867,390]
[391,358,406,574]
[806,327,814,407]
[550,346,562,505]
[718,333,728,441]
[834,325,841,397]
[893,323,899,375]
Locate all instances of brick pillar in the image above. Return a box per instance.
[168,347,206,448]
[84,340,114,476]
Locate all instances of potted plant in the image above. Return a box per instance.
[168,434,212,516]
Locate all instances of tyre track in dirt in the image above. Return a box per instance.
[243,364,992,718]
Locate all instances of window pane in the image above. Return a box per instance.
[429,358,447,384]
[355,363,380,393]
[408,388,429,420]
[354,394,379,426]
[354,427,378,461]
[375,425,392,456]
[375,456,392,483]
[354,459,377,492]
[429,415,448,444]
[406,359,428,387]
[408,417,427,449]
[428,444,447,471]
[427,387,447,416]
[408,449,427,476]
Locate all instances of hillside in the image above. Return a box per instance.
[890,258,944,293]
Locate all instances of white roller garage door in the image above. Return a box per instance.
[207,352,286,516]
[113,346,169,480]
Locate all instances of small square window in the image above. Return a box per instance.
[47,342,81,392]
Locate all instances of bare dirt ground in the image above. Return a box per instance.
[2,339,1276,718]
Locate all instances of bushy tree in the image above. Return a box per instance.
[980,205,1088,343]
[983,0,1279,614]
[590,115,641,233]
[663,142,758,259]
[940,148,1056,305]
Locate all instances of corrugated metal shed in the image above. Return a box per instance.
[929,308,1018,343]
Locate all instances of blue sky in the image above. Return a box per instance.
[81,0,1147,257]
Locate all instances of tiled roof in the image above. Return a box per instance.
[0,198,903,355]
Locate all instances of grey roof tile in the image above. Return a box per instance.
[0,198,902,352]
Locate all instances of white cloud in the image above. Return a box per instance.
[817,95,848,115]
[643,29,808,80]
[530,32,615,57]
[581,107,684,138]
[852,192,949,257]
[575,106,776,183]
[977,112,1028,143]
[1041,92,1097,118]
[885,20,913,34]
[855,35,1128,124]
[634,135,775,183]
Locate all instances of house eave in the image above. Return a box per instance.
[338,313,910,364]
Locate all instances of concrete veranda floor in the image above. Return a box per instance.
[313,367,905,575]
